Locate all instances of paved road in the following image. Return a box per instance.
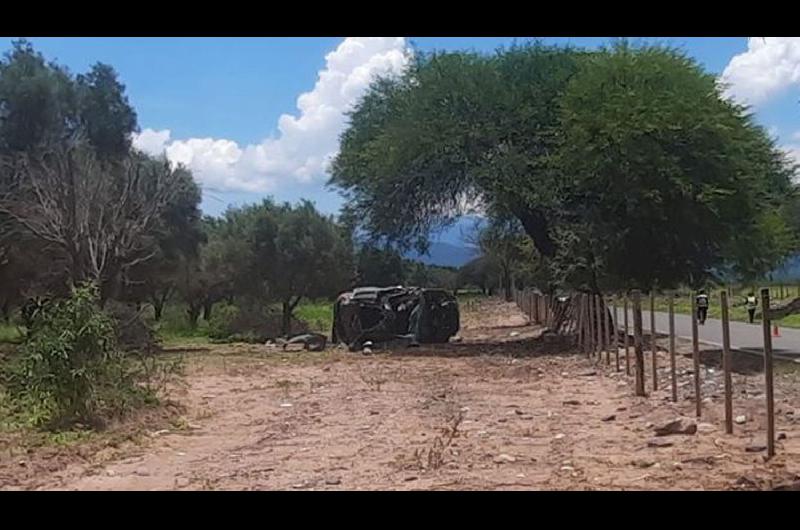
[619,309,800,360]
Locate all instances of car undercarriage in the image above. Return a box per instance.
[332,286,460,351]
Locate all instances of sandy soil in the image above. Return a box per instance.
[3,298,800,490]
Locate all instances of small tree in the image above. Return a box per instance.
[269,201,352,336]
[476,219,529,301]
[6,283,148,429]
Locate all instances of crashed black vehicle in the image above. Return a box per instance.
[332,286,460,352]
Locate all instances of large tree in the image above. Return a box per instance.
[121,164,204,319]
[331,40,798,292]
[0,39,77,153]
[556,42,797,291]
[0,39,136,158]
[0,39,152,312]
[331,42,586,258]
[0,144,192,303]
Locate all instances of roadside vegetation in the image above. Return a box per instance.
[652,285,800,328]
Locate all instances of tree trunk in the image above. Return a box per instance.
[203,299,214,321]
[502,268,512,302]
[187,304,201,329]
[511,204,555,258]
[153,301,164,321]
[281,300,292,337]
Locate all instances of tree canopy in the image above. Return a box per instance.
[0,39,201,308]
[331,40,798,292]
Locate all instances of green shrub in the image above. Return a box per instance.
[207,302,310,343]
[208,302,240,340]
[152,303,210,340]
[4,283,160,430]
[294,300,333,334]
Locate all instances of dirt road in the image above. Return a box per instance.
[3,299,800,490]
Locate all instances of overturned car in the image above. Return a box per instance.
[332,286,460,351]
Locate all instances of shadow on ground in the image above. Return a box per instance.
[677,348,799,375]
[379,334,576,360]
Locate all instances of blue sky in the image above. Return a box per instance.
[4,37,800,220]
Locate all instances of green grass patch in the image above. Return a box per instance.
[150,299,336,342]
[294,299,333,334]
[457,290,485,304]
[0,323,24,344]
[148,303,211,342]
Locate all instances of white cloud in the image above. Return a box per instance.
[132,128,171,156]
[131,37,410,192]
[786,144,800,166]
[781,129,800,176]
[721,37,800,106]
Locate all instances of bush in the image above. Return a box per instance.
[105,301,160,353]
[208,302,240,340]
[207,303,309,343]
[4,283,163,430]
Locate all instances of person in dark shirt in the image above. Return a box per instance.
[696,289,709,325]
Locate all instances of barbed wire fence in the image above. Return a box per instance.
[512,286,780,460]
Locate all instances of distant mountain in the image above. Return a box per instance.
[401,216,484,267]
[771,254,800,282]
[404,241,479,268]
[431,215,485,247]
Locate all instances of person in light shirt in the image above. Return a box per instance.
[745,292,758,324]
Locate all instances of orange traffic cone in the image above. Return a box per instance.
[773,324,781,338]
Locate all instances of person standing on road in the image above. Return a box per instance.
[745,292,758,324]
[696,289,709,325]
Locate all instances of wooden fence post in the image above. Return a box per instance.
[623,296,630,376]
[529,291,534,323]
[691,294,702,418]
[761,288,775,458]
[669,294,677,402]
[580,294,587,349]
[588,294,595,358]
[537,294,542,326]
[583,295,588,356]
[720,291,733,435]
[612,297,620,371]
[632,290,645,396]
[585,294,591,356]
[544,295,550,328]
[650,291,658,391]
[596,294,605,363]
[576,294,582,349]
[606,296,613,366]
